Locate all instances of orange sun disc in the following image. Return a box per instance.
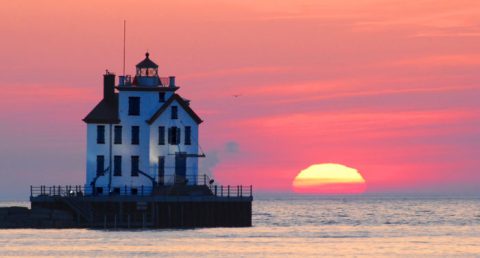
[292,163,366,194]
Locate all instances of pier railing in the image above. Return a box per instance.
[30,184,252,198]
[30,185,156,197]
[30,174,253,198]
[211,185,253,198]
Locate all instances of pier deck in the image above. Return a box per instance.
[23,184,253,229]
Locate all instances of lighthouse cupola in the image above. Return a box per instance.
[135,52,160,86]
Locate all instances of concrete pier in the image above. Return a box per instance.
[2,184,253,229]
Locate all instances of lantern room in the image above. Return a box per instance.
[135,52,160,86]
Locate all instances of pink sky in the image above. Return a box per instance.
[0,0,479,198]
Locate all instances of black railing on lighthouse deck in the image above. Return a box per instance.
[119,76,174,87]
[30,174,253,198]
[212,185,253,198]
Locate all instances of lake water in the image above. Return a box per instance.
[1,195,479,257]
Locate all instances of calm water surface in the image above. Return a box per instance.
[1,195,479,257]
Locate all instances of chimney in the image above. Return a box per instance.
[169,76,176,88]
[103,72,115,103]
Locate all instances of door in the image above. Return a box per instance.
[175,152,187,184]
[158,156,165,185]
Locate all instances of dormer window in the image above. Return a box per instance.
[171,106,178,119]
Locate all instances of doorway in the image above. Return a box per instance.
[175,152,187,184]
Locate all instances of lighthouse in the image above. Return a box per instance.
[83,53,203,195]
[28,52,252,229]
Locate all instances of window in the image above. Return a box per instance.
[131,126,139,145]
[171,106,178,119]
[137,67,158,77]
[114,126,122,144]
[159,92,165,102]
[131,156,139,176]
[131,188,138,195]
[168,126,181,145]
[114,156,122,176]
[95,187,103,195]
[96,125,105,144]
[96,155,104,176]
[128,97,140,116]
[158,156,165,185]
[185,126,191,145]
[112,187,121,195]
[158,126,165,145]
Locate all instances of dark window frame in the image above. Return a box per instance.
[171,106,178,119]
[95,187,104,195]
[131,126,140,145]
[168,126,181,145]
[97,125,105,144]
[128,96,140,116]
[185,126,191,145]
[159,92,165,102]
[131,155,139,177]
[158,156,165,185]
[114,126,122,144]
[114,155,122,176]
[96,155,104,176]
[112,187,120,195]
[158,126,165,145]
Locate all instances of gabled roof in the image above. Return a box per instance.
[147,94,203,124]
[136,52,158,68]
[83,94,120,124]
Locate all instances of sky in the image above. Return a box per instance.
[0,0,479,199]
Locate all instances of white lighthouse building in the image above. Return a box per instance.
[83,53,203,195]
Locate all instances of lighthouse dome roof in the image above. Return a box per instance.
[136,52,158,68]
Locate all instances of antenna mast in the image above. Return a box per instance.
[123,20,126,76]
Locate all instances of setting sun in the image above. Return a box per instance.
[293,164,366,194]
